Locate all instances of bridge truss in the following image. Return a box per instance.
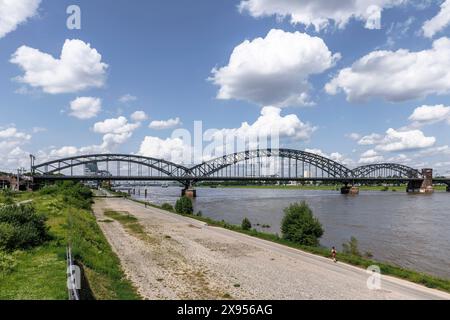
[31,150,426,184]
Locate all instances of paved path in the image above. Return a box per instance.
[93,197,450,300]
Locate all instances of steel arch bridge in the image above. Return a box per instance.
[188,149,352,178]
[32,154,188,178]
[351,163,423,179]
[30,149,427,184]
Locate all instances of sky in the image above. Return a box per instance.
[1,0,450,175]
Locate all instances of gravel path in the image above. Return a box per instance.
[92,197,450,300]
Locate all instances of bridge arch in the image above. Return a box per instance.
[32,154,189,177]
[187,149,352,178]
[351,163,422,179]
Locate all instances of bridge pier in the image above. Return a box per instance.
[341,184,359,195]
[182,188,197,198]
[181,181,197,198]
[407,169,434,194]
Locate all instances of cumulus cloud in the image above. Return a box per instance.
[130,111,148,122]
[358,133,384,145]
[359,149,384,164]
[374,128,436,152]
[0,0,41,39]
[408,104,450,126]
[212,106,316,142]
[0,126,32,170]
[42,116,142,162]
[422,0,450,38]
[210,29,340,107]
[238,0,405,31]
[10,39,108,94]
[325,37,450,102]
[69,97,102,120]
[138,137,192,164]
[139,106,317,164]
[93,116,141,150]
[149,117,182,130]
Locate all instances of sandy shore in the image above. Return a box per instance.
[92,197,450,300]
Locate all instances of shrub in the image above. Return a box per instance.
[281,202,324,246]
[161,203,174,211]
[241,218,252,231]
[0,205,50,251]
[342,236,362,257]
[175,196,193,215]
[0,250,17,274]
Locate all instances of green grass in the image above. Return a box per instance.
[0,246,67,300]
[132,198,450,294]
[104,210,155,244]
[0,184,140,300]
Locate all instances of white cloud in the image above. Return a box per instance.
[408,104,450,126]
[387,153,412,163]
[10,39,108,94]
[346,132,362,141]
[238,0,405,31]
[69,97,102,120]
[0,127,31,140]
[422,0,450,38]
[419,145,450,156]
[130,111,148,122]
[149,117,182,130]
[358,133,383,145]
[49,146,79,158]
[305,148,354,166]
[119,94,137,103]
[93,116,140,150]
[326,37,450,102]
[210,29,340,107]
[138,136,191,164]
[93,116,139,134]
[375,128,436,152]
[138,106,317,164]
[359,149,384,164]
[0,0,40,39]
[0,126,32,170]
[212,106,316,141]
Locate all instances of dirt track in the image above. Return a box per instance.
[92,197,450,300]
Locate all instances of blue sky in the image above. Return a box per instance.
[1,0,450,175]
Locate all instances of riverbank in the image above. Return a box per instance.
[95,195,450,299]
[0,184,139,300]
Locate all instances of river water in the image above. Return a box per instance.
[128,186,450,279]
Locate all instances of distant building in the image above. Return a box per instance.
[84,162,112,177]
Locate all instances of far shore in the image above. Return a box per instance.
[196,184,448,192]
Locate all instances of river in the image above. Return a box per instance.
[127,186,450,279]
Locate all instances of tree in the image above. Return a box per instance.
[342,236,362,257]
[281,202,323,246]
[241,218,252,231]
[175,196,193,215]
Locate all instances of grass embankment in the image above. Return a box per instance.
[124,195,450,294]
[0,183,139,300]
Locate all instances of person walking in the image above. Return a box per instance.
[331,247,337,263]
